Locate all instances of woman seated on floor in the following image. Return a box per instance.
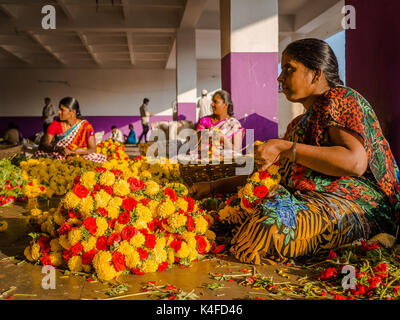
[196,90,245,158]
[35,97,106,163]
[189,38,400,265]
[125,124,138,145]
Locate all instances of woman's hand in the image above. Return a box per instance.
[255,139,292,171]
[188,182,211,200]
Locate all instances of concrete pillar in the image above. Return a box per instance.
[346,0,400,161]
[176,28,197,125]
[220,0,279,142]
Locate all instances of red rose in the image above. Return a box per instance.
[128,177,145,191]
[108,218,117,229]
[38,236,51,253]
[145,234,156,249]
[139,228,148,236]
[157,262,169,272]
[130,267,144,275]
[320,267,338,280]
[195,235,207,254]
[107,232,122,246]
[140,198,151,206]
[185,197,195,213]
[186,215,194,232]
[121,225,138,241]
[96,236,108,251]
[58,221,72,236]
[40,253,52,266]
[117,211,131,225]
[259,171,271,180]
[121,198,137,212]
[63,249,72,262]
[82,249,97,265]
[112,251,126,272]
[97,207,108,217]
[170,239,182,253]
[93,184,102,191]
[253,185,269,198]
[83,217,98,235]
[95,167,107,173]
[163,188,178,202]
[70,242,84,256]
[147,220,155,232]
[137,248,148,260]
[102,185,114,195]
[73,184,89,199]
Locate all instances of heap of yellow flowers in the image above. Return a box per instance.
[96,139,130,161]
[24,163,217,281]
[218,164,281,221]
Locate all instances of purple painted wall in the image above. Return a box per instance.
[177,103,197,125]
[221,52,279,142]
[346,0,400,161]
[0,115,173,141]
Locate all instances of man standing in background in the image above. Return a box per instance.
[138,98,151,143]
[42,97,55,133]
[197,89,212,121]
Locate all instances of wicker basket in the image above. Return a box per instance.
[179,156,253,186]
[0,144,23,159]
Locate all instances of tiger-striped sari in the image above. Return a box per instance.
[228,87,400,265]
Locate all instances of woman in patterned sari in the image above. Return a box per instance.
[196,90,245,159]
[36,97,107,163]
[189,39,400,265]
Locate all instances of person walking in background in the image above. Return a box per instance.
[197,89,212,121]
[125,124,137,145]
[138,98,151,143]
[110,125,124,143]
[42,97,55,133]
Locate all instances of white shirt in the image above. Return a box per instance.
[111,129,124,143]
[197,96,212,119]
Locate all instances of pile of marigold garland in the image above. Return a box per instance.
[96,139,130,161]
[23,161,219,280]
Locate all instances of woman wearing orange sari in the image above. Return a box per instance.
[35,97,106,163]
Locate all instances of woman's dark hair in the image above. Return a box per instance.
[59,97,82,119]
[213,90,234,117]
[283,38,343,88]
[111,125,117,129]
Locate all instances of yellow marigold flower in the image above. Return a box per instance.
[156,200,175,219]
[267,164,280,176]
[132,219,148,230]
[205,230,216,241]
[136,204,152,223]
[145,180,160,196]
[141,170,152,180]
[30,208,42,216]
[175,198,188,212]
[114,222,125,233]
[50,239,62,252]
[63,191,81,210]
[141,259,158,273]
[94,189,112,208]
[24,246,33,261]
[152,248,167,264]
[125,250,140,268]
[82,236,97,252]
[250,172,261,183]
[67,218,82,226]
[83,264,92,273]
[50,252,63,266]
[59,234,71,249]
[167,250,175,264]
[261,178,276,190]
[243,183,254,197]
[130,233,145,248]
[106,206,120,219]
[109,196,123,208]
[68,255,83,272]
[176,241,190,259]
[188,248,198,262]
[31,243,41,261]
[53,211,65,226]
[79,196,94,218]
[118,240,135,256]
[113,180,130,197]
[194,216,208,235]
[148,200,160,217]
[154,237,166,251]
[99,171,115,186]
[167,213,187,230]
[93,251,118,281]
[68,228,82,245]
[80,171,97,189]
[95,217,108,237]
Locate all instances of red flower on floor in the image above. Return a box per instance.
[195,235,207,254]
[121,198,137,212]
[112,251,126,272]
[83,217,98,235]
[73,184,89,199]
[360,240,381,251]
[373,263,388,279]
[40,253,52,266]
[158,262,169,272]
[130,268,144,275]
[320,267,338,280]
[38,236,51,253]
[211,244,225,254]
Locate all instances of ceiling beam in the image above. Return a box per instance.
[126,32,135,65]
[57,0,74,20]
[27,31,67,65]
[0,4,18,19]
[0,45,30,64]
[77,31,101,65]
[121,0,130,21]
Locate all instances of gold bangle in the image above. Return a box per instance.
[292,141,297,163]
